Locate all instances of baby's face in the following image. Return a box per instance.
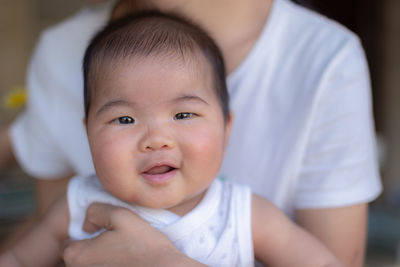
[86,55,231,216]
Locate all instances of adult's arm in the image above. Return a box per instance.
[63,203,206,267]
[0,175,72,252]
[295,203,367,267]
[253,195,342,266]
[35,175,73,215]
[0,195,69,267]
[0,125,16,172]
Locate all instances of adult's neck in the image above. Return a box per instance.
[150,0,274,74]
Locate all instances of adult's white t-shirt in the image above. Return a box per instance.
[11,0,382,215]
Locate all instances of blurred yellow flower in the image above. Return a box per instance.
[3,87,27,109]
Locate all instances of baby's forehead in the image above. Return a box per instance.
[92,52,215,96]
[97,50,213,83]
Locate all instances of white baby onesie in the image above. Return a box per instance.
[68,175,254,266]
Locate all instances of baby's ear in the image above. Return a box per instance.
[82,118,88,131]
[224,112,234,150]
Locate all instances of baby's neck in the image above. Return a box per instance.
[166,190,207,217]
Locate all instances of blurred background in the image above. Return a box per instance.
[0,0,399,266]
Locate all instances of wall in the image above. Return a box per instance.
[0,0,84,124]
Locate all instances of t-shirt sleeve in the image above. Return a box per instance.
[294,36,382,209]
[10,32,73,179]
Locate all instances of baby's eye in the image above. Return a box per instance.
[174,113,193,120]
[113,116,134,124]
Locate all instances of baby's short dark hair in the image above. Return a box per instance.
[83,10,229,122]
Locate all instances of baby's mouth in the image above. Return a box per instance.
[141,164,178,184]
[144,165,176,175]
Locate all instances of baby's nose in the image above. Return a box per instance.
[138,124,175,152]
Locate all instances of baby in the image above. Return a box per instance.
[0,11,342,267]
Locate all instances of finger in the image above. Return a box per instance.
[82,202,116,233]
[62,238,93,266]
[61,238,74,254]
[62,234,114,266]
[83,202,140,233]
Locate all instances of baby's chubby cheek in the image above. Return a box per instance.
[90,136,128,176]
[188,130,225,169]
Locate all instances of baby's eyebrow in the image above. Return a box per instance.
[95,99,135,117]
[172,94,209,105]
[95,94,208,116]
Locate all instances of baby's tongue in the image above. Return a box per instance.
[145,165,171,175]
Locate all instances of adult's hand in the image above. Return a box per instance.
[63,203,206,267]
